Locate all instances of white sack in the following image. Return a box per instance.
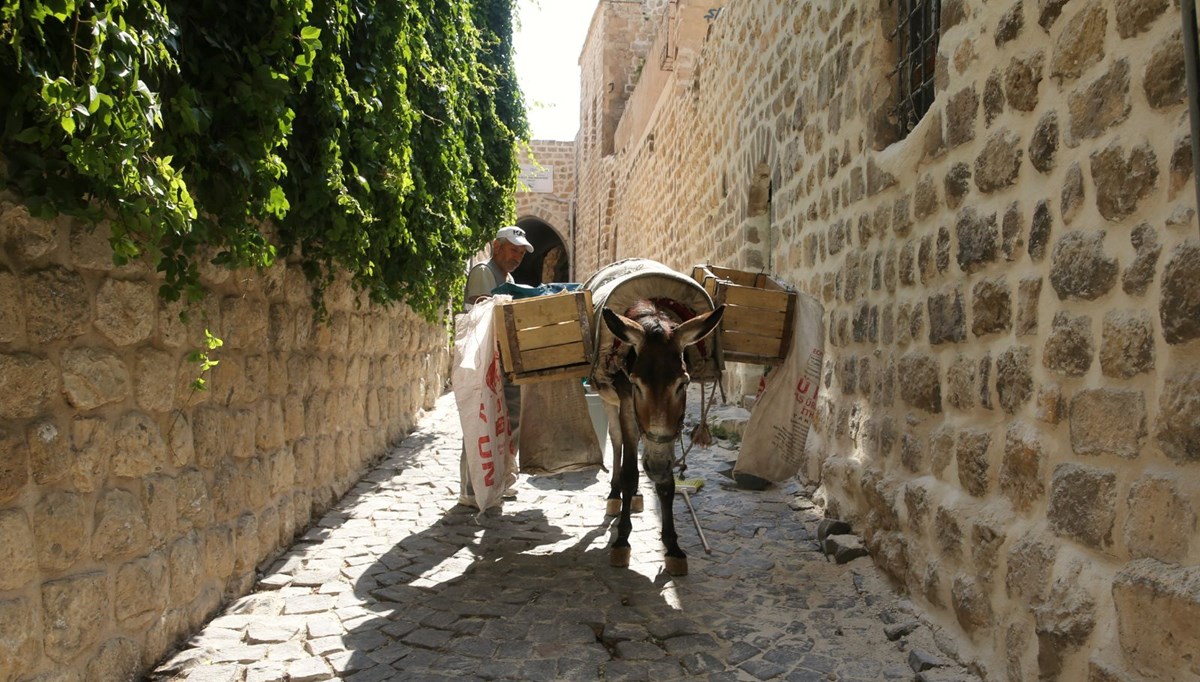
[452,296,517,514]
[734,292,826,485]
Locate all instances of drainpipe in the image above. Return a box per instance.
[1181,0,1200,234]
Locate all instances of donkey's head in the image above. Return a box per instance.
[602,300,724,454]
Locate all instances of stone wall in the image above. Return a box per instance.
[0,200,449,681]
[517,141,577,277]
[574,0,1200,679]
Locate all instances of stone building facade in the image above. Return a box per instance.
[572,0,1200,679]
[0,202,448,680]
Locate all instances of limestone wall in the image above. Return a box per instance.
[575,1,1200,679]
[0,200,448,681]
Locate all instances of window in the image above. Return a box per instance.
[891,0,940,135]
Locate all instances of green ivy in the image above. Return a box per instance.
[0,0,526,319]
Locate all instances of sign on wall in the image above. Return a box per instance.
[519,164,554,193]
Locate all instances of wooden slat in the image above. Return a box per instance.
[722,331,785,357]
[725,285,790,311]
[723,304,786,337]
[516,320,583,350]
[508,363,591,386]
[507,293,582,329]
[519,342,588,372]
[494,304,521,373]
[575,290,596,359]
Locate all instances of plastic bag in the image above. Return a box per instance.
[452,296,517,514]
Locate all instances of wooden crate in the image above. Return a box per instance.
[692,264,796,366]
[493,290,595,385]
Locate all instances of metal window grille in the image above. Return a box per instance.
[891,0,940,135]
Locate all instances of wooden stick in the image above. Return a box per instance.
[679,487,711,554]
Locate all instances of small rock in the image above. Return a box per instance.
[885,620,922,641]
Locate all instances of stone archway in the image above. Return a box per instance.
[512,218,570,285]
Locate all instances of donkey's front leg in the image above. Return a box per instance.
[610,401,641,568]
[655,479,686,575]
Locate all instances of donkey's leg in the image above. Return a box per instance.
[610,402,640,568]
[605,402,623,516]
[655,478,687,576]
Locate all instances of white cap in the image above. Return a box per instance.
[496,225,534,253]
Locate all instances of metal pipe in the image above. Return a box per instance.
[1181,0,1200,235]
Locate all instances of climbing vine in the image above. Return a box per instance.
[0,0,526,318]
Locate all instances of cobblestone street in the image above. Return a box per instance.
[152,390,978,682]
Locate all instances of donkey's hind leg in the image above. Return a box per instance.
[610,398,640,568]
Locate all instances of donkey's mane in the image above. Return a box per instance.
[623,299,676,341]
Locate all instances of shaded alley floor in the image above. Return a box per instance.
[151,390,980,681]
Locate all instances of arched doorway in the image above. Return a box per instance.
[512,218,570,285]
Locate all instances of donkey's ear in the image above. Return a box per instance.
[673,305,725,350]
[603,308,646,348]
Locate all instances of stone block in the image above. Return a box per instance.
[974,128,1022,193]
[951,573,993,636]
[1115,0,1167,38]
[1043,311,1093,377]
[1155,371,1200,463]
[204,524,235,580]
[24,267,90,343]
[94,279,155,346]
[145,473,178,544]
[42,572,108,663]
[112,411,168,478]
[1144,32,1185,110]
[955,429,992,497]
[0,597,36,680]
[1160,242,1200,344]
[28,417,68,486]
[86,637,142,682]
[166,411,194,468]
[1006,52,1043,112]
[1029,111,1058,174]
[1113,560,1200,681]
[935,505,963,559]
[928,289,965,345]
[115,553,168,625]
[1068,59,1130,142]
[191,406,229,468]
[1048,463,1116,549]
[234,512,260,573]
[1034,564,1097,679]
[0,509,36,590]
[946,354,976,411]
[220,295,268,350]
[1124,475,1195,563]
[70,416,112,493]
[1122,224,1160,297]
[0,352,57,419]
[946,87,978,148]
[955,207,998,274]
[1069,389,1146,459]
[1090,141,1158,222]
[1001,422,1045,513]
[135,349,178,413]
[62,347,131,410]
[1050,230,1118,301]
[169,534,202,606]
[93,488,150,560]
[1061,163,1085,225]
[972,278,1011,337]
[1100,311,1154,378]
[1006,533,1056,604]
[944,163,971,210]
[0,269,23,344]
[33,491,90,572]
[1050,2,1107,80]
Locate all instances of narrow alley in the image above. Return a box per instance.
[150,391,978,682]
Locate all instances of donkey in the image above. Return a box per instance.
[600,300,724,576]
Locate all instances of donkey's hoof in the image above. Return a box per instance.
[664,555,688,576]
[605,498,622,516]
[631,494,644,513]
[610,547,631,567]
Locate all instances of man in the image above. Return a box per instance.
[464,225,533,306]
[460,226,534,508]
